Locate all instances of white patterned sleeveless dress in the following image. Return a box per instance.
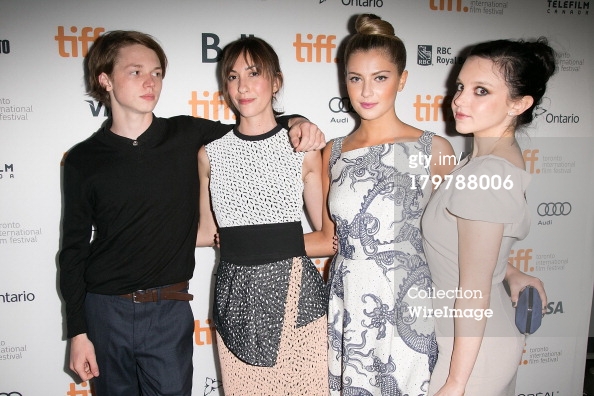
[327,131,438,396]
[205,125,328,396]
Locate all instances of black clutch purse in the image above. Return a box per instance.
[515,286,543,335]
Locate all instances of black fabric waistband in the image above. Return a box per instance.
[219,222,306,266]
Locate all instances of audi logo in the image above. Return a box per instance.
[537,202,572,216]
[328,97,355,113]
[0,392,23,396]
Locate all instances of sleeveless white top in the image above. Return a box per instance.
[206,125,305,228]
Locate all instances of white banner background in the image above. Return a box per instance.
[1,0,592,395]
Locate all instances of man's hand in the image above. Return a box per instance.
[288,119,326,152]
[70,333,99,381]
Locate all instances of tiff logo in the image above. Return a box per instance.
[293,34,337,63]
[194,319,216,346]
[523,149,540,174]
[413,95,452,122]
[188,91,234,121]
[429,0,469,12]
[66,380,93,395]
[55,26,105,57]
[508,249,534,272]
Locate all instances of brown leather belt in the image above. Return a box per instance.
[119,281,193,303]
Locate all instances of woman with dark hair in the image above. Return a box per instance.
[196,37,328,395]
[422,38,556,395]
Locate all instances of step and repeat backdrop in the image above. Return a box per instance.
[1,0,593,395]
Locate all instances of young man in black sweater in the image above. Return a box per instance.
[59,30,324,395]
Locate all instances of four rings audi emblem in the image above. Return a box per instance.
[328,97,355,113]
[537,202,572,216]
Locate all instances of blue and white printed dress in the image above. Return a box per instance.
[327,131,438,396]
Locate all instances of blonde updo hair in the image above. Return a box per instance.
[344,14,406,74]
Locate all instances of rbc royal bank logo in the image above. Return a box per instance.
[418,45,464,66]
[418,45,432,66]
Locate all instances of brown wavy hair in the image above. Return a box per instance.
[84,30,167,106]
[219,36,284,116]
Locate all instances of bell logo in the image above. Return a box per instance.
[508,249,534,272]
[293,34,337,63]
[55,26,105,57]
[429,0,469,12]
[188,91,235,121]
[523,149,540,174]
[194,319,216,346]
[201,33,254,63]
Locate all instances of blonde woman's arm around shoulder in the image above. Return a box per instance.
[304,142,336,257]
[196,146,217,247]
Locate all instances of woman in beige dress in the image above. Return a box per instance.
[421,38,556,395]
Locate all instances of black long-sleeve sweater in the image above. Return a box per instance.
[60,114,296,338]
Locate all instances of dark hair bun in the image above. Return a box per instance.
[527,37,557,80]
